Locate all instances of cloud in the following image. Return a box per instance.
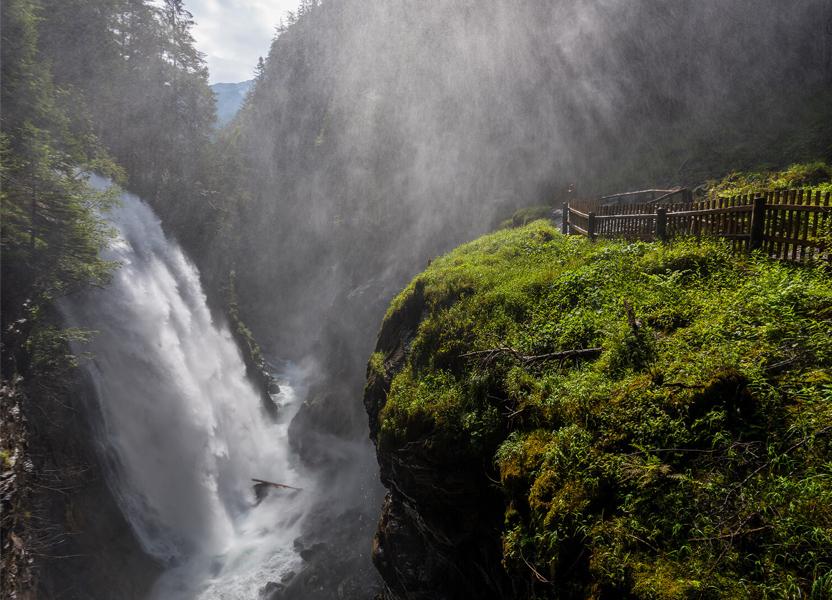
[187,0,297,83]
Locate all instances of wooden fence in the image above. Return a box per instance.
[562,189,832,263]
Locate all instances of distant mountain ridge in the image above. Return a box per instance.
[211,80,253,127]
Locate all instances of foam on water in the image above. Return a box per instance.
[60,175,308,598]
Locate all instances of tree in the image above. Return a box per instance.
[1,0,120,376]
[255,56,266,80]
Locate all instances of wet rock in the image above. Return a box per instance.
[363,280,511,600]
[260,581,285,598]
[281,570,296,583]
[298,541,327,562]
[272,507,381,600]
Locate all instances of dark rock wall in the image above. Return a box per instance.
[364,284,510,600]
[15,367,161,599]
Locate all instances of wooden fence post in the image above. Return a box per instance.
[749,195,766,251]
[656,207,668,241]
[588,212,596,241]
[561,202,569,235]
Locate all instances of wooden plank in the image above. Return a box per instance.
[734,195,741,248]
[820,192,831,261]
[600,188,676,201]
[792,189,802,260]
[798,190,810,262]
[774,190,785,258]
[776,194,786,259]
[750,197,766,252]
[789,190,800,261]
[764,235,826,248]
[727,195,735,250]
[668,205,754,217]
[712,194,719,236]
[738,195,745,248]
[771,204,832,212]
[596,213,657,220]
[793,189,802,261]
[780,190,789,258]
[808,191,822,261]
[693,202,701,237]
[766,191,777,257]
[811,190,823,261]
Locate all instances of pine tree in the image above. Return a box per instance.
[1,0,120,376]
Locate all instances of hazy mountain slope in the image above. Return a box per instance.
[211,80,253,127]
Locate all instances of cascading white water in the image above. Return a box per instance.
[60,175,309,598]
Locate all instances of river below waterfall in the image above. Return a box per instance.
[59,175,309,598]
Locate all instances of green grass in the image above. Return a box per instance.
[500,205,558,230]
[374,222,832,598]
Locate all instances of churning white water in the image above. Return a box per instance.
[60,175,309,598]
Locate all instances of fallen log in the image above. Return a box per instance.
[252,478,303,491]
[252,478,303,503]
[459,346,602,366]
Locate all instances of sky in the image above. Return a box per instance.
[186,0,298,83]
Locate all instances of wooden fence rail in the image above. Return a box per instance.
[562,189,832,263]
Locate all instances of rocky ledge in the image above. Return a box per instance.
[364,281,511,599]
[363,223,832,599]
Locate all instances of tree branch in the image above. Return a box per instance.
[459,346,602,366]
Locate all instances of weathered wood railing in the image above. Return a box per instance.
[600,187,694,206]
[562,189,832,263]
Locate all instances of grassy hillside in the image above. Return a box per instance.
[369,224,832,598]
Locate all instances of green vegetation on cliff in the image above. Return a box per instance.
[370,223,832,598]
[709,162,832,197]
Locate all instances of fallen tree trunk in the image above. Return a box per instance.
[459,346,602,366]
[252,478,303,491]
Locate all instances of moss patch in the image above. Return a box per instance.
[373,222,832,598]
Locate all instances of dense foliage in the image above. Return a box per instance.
[1,0,119,376]
[373,225,832,597]
[1,0,218,376]
[35,0,216,208]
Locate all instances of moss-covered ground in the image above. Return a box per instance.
[371,223,832,598]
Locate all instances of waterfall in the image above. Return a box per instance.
[60,175,308,598]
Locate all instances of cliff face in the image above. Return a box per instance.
[365,281,511,599]
[4,360,161,599]
[364,222,832,599]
